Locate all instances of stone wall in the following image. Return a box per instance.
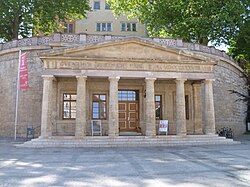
[213,60,247,135]
[0,48,44,138]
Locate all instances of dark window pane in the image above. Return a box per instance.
[132,23,136,31]
[102,23,106,31]
[69,24,73,33]
[64,24,68,33]
[185,95,189,120]
[94,1,100,9]
[107,23,111,31]
[121,23,126,31]
[96,23,101,31]
[127,23,131,31]
[155,95,162,119]
[105,1,110,9]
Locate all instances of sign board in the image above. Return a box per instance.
[92,120,102,136]
[159,120,168,134]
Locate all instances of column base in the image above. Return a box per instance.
[176,133,187,136]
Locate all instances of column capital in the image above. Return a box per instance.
[145,78,157,82]
[42,75,55,80]
[76,75,87,81]
[109,77,120,81]
[175,78,187,84]
[204,79,215,83]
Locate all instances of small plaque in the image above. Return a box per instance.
[159,120,168,134]
[92,120,102,136]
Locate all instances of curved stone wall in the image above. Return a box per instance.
[213,60,247,135]
[0,47,47,137]
[0,34,247,137]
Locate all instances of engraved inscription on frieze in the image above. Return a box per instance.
[46,60,213,73]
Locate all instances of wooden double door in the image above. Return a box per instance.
[118,90,139,132]
[119,101,139,132]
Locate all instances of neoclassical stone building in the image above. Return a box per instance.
[0,33,247,139]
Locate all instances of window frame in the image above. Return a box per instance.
[63,23,75,34]
[105,1,111,10]
[62,93,77,120]
[94,1,101,10]
[155,95,162,120]
[121,22,137,32]
[96,22,112,32]
[92,94,107,120]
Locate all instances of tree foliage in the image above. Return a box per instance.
[108,0,247,45]
[229,19,250,68]
[0,0,90,42]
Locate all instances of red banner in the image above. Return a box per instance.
[19,52,28,90]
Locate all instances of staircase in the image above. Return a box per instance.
[19,135,239,148]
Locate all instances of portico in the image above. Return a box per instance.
[39,37,216,139]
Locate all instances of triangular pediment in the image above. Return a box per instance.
[40,37,214,64]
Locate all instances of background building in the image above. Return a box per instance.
[62,0,147,37]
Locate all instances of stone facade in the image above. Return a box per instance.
[0,34,247,138]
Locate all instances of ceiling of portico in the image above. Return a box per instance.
[40,37,216,65]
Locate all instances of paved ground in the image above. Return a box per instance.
[0,135,250,187]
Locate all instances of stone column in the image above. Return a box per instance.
[175,79,187,135]
[204,79,216,134]
[108,77,120,138]
[75,76,87,138]
[40,75,55,138]
[193,83,202,134]
[145,78,156,136]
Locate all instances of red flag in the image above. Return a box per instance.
[19,52,28,90]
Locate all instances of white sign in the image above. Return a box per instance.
[159,120,169,133]
[92,120,102,136]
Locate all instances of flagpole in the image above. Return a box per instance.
[14,50,21,140]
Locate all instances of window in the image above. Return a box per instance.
[105,1,111,10]
[92,94,107,119]
[118,90,139,101]
[63,94,76,119]
[155,95,162,120]
[63,23,74,33]
[96,23,112,32]
[94,1,100,10]
[96,23,101,31]
[121,23,137,32]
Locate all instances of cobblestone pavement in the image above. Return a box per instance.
[0,136,250,187]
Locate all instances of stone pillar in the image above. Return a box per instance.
[204,79,216,134]
[40,75,55,138]
[145,78,156,136]
[108,77,120,138]
[193,83,202,134]
[175,79,187,135]
[75,76,87,138]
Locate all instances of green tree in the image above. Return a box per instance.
[0,0,90,42]
[229,19,250,67]
[108,0,247,45]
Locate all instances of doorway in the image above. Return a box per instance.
[118,90,139,132]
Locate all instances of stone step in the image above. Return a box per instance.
[18,135,239,148]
